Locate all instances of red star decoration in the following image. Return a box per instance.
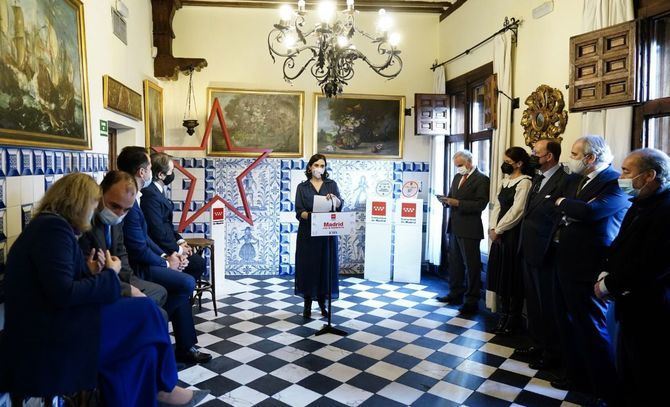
[153,98,271,232]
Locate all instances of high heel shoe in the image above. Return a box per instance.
[317,299,329,318]
[494,314,509,335]
[303,298,312,319]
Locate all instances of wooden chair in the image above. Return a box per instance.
[185,238,217,316]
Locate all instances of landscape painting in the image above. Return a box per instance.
[103,75,142,121]
[0,0,90,149]
[207,88,304,157]
[314,94,405,159]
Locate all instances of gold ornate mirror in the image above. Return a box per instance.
[520,85,568,147]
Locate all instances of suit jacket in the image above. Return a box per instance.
[140,183,182,254]
[447,168,490,239]
[79,214,135,296]
[604,187,670,322]
[0,214,119,396]
[122,199,168,275]
[555,165,631,282]
[519,165,568,266]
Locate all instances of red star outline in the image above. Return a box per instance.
[153,98,271,232]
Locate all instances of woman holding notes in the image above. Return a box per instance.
[294,154,344,319]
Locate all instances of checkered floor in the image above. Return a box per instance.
[177,276,590,407]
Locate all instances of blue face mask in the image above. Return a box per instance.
[617,173,643,197]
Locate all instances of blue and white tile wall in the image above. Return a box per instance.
[0,147,108,259]
[170,157,430,277]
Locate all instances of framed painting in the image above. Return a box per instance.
[103,75,142,121]
[0,0,91,150]
[314,94,405,159]
[143,80,164,149]
[207,88,304,158]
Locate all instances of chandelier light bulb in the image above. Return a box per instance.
[337,36,348,47]
[318,1,336,23]
[279,4,293,22]
[389,33,401,47]
[346,0,354,10]
[297,0,305,12]
[377,14,392,32]
[283,32,297,49]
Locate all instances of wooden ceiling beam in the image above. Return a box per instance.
[182,0,455,15]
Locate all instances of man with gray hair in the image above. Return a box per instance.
[595,148,670,405]
[436,150,490,315]
[549,135,631,404]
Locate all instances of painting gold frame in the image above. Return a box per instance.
[206,88,304,158]
[103,75,143,121]
[0,0,91,150]
[143,80,165,149]
[313,93,405,159]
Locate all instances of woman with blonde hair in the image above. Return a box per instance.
[0,173,207,406]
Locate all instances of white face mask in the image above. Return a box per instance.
[618,173,644,197]
[312,167,324,179]
[567,157,587,175]
[141,168,152,189]
[456,166,469,175]
[99,206,127,226]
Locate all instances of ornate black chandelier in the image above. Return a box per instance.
[268,0,403,97]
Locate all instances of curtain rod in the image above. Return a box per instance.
[431,17,521,71]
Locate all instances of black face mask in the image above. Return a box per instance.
[528,155,541,169]
[500,162,515,174]
[163,173,175,185]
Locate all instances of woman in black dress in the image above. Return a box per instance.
[487,147,532,335]
[294,154,343,318]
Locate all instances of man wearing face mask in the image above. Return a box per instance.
[514,139,566,369]
[594,148,670,406]
[140,152,205,282]
[549,135,630,405]
[436,150,490,315]
[78,171,168,310]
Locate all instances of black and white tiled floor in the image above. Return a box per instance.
[178,276,585,407]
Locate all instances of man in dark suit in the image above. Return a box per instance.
[595,148,670,406]
[551,135,630,404]
[141,152,205,281]
[117,146,212,365]
[437,150,490,314]
[79,171,168,314]
[515,139,566,369]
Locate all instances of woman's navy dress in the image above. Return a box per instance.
[294,178,343,300]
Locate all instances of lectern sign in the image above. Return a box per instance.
[311,212,356,236]
[400,202,418,224]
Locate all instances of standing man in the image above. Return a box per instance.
[117,146,212,365]
[551,135,630,404]
[515,139,566,370]
[596,148,670,406]
[437,150,490,314]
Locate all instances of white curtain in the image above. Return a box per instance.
[486,29,514,311]
[425,66,446,266]
[581,0,634,169]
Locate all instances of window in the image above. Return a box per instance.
[634,1,670,154]
[443,63,494,256]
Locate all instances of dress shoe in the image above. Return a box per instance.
[494,314,509,335]
[512,346,542,359]
[550,377,572,391]
[436,295,463,305]
[303,298,312,319]
[458,303,478,315]
[529,357,559,370]
[175,346,213,364]
[318,300,329,318]
[158,389,210,407]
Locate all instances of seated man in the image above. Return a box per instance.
[117,146,211,365]
[79,171,168,317]
[141,152,205,282]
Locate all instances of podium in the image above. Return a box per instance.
[310,212,356,236]
[392,198,423,283]
[363,198,393,282]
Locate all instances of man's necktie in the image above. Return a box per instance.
[529,174,544,201]
[458,173,469,189]
[105,225,112,249]
[576,176,588,195]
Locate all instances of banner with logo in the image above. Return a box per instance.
[365,197,392,224]
[311,212,356,236]
[398,201,419,224]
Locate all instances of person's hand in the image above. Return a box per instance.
[437,196,449,206]
[86,248,105,275]
[594,281,605,299]
[180,242,193,256]
[488,229,499,241]
[178,254,189,271]
[130,285,146,297]
[301,211,309,220]
[167,252,181,270]
[105,250,122,274]
[446,198,460,207]
[325,193,333,200]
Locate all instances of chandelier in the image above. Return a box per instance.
[268,0,403,97]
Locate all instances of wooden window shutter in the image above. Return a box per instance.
[414,94,450,135]
[569,20,639,112]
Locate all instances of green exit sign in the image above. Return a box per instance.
[100,120,108,137]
